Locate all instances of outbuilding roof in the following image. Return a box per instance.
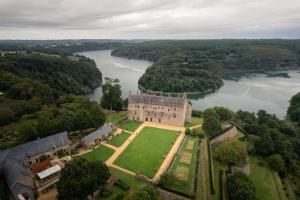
[82,123,116,146]
[37,165,61,179]
[0,131,70,200]
[128,94,186,107]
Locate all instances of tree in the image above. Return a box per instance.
[0,107,15,126]
[228,172,256,200]
[254,132,274,156]
[57,157,110,200]
[203,109,221,137]
[73,109,92,131]
[17,120,38,142]
[214,107,233,121]
[101,78,123,111]
[90,104,106,128]
[268,154,285,172]
[214,138,248,166]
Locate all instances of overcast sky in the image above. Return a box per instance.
[0,0,299,39]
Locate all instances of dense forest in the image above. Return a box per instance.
[0,53,102,94]
[0,39,127,56]
[112,39,300,93]
[0,51,108,149]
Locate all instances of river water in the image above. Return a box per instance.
[80,50,300,118]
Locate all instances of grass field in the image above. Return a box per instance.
[196,137,211,200]
[185,117,203,128]
[120,120,142,132]
[212,161,228,200]
[82,145,115,162]
[106,111,127,123]
[114,126,179,178]
[166,136,199,195]
[107,131,131,147]
[249,156,288,200]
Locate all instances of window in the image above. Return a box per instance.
[159,119,161,123]
[36,159,38,163]
[133,117,135,120]
[174,108,176,111]
[173,113,176,118]
[150,118,152,122]
[146,118,148,121]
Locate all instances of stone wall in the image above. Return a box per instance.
[210,126,238,145]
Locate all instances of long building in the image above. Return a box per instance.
[128,93,192,126]
[0,132,70,200]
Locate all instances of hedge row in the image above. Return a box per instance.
[159,185,195,199]
[207,140,215,194]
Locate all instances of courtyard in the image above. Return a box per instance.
[114,126,180,178]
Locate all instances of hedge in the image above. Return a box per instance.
[207,140,215,194]
[115,179,129,191]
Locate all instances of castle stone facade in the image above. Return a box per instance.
[128,93,192,126]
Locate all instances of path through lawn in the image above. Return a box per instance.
[107,131,131,147]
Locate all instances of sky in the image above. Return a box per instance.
[0,0,299,39]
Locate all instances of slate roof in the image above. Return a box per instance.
[82,123,116,146]
[0,131,70,200]
[128,94,186,107]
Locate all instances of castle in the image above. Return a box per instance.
[128,92,192,126]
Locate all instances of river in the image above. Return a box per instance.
[79,50,300,118]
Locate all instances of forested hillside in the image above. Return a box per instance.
[0,52,107,149]
[112,39,300,93]
[0,53,102,94]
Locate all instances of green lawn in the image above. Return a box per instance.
[82,145,115,162]
[107,131,131,147]
[249,156,288,200]
[166,136,199,195]
[114,126,179,178]
[106,111,127,123]
[120,120,142,132]
[185,117,203,128]
[212,161,229,200]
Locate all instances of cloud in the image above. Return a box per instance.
[0,0,299,39]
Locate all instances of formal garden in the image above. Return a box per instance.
[114,126,180,178]
[161,135,200,196]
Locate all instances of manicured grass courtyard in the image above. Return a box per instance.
[249,156,288,200]
[120,120,142,132]
[82,145,115,162]
[185,117,203,128]
[106,111,127,123]
[114,126,180,178]
[107,131,131,147]
[166,136,200,196]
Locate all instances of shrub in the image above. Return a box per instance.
[115,179,129,191]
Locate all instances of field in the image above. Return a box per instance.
[185,117,203,128]
[107,131,131,147]
[249,156,288,200]
[114,126,179,178]
[166,136,199,195]
[82,145,115,162]
[120,120,142,132]
[106,111,127,123]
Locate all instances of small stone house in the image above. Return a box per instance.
[128,93,192,126]
[81,123,117,148]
